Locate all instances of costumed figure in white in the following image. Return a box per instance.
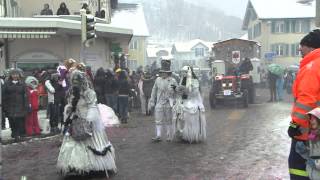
[172,66,206,143]
[57,69,117,177]
[148,59,177,142]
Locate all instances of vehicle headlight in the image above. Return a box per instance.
[222,83,226,87]
[228,83,233,87]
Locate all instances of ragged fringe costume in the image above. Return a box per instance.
[57,69,117,176]
[172,66,206,143]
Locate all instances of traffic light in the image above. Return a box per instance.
[81,14,97,46]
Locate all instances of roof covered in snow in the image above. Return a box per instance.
[242,0,315,29]
[147,46,172,58]
[110,3,149,37]
[173,39,214,53]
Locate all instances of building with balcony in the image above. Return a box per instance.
[0,0,134,74]
[242,0,317,67]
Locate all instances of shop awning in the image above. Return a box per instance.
[0,28,57,38]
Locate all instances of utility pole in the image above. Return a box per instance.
[316,0,320,27]
[98,0,101,16]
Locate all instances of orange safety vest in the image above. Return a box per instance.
[292,48,320,140]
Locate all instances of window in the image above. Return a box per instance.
[127,59,137,69]
[195,48,204,57]
[275,21,285,33]
[248,28,253,40]
[272,21,285,33]
[294,20,303,33]
[291,43,301,57]
[129,40,138,50]
[253,23,261,38]
[290,19,310,33]
[271,43,289,56]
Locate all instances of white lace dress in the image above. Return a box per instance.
[172,79,206,143]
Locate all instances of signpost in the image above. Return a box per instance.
[264,52,276,62]
[232,51,241,64]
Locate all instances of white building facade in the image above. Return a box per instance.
[171,39,213,71]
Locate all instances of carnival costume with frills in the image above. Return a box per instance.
[57,70,117,176]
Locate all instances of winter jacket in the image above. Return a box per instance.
[3,80,28,118]
[52,80,65,104]
[142,77,155,98]
[104,79,118,95]
[291,48,320,140]
[45,80,55,103]
[27,87,39,111]
[118,80,130,95]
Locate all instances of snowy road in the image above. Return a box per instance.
[2,88,293,180]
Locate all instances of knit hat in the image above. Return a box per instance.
[300,29,320,49]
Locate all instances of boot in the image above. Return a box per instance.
[152,125,162,142]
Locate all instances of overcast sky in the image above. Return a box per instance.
[120,0,249,19]
[188,0,249,18]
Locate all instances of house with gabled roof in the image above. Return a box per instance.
[171,39,214,71]
[110,3,149,70]
[242,0,317,66]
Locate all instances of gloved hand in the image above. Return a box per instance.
[295,141,308,154]
[307,158,316,168]
[171,84,177,90]
[287,122,302,138]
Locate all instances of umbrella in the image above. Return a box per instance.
[287,64,299,72]
[267,63,284,76]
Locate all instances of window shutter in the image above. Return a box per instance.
[271,44,275,53]
[303,19,311,33]
[271,21,276,33]
[285,20,290,33]
[291,44,295,56]
[285,44,289,56]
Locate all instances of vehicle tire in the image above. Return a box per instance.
[242,90,249,108]
[209,91,216,109]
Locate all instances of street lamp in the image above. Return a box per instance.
[297,0,320,27]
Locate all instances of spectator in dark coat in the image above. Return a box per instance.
[104,70,119,113]
[3,69,29,141]
[56,2,70,15]
[117,70,130,123]
[40,3,53,15]
[267,71,278,102]
[93,67,106,104]
[142,72,155,115]
[46,73,65,133]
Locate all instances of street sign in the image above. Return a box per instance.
[232,51,240,64]
[264,52,276,61]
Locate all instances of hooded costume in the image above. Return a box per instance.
[172,66,206,143]
[57,69,117,176]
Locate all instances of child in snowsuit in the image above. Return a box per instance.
[25,76,41,136]
[296,107,320,179]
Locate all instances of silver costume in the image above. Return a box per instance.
[148,76,177,140]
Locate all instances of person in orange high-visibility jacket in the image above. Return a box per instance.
[288,29,320,180]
